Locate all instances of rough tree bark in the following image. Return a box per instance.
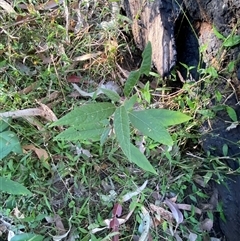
[123,0,240,79]
[123,0,182,77]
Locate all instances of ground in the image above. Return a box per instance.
[0,1,240,241]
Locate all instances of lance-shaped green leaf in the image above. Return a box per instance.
[51,102,115,127]
[139,41,152,75]
[0,130,22,160]
[123,42,152,97]
[54,122,107,141]
[123,69,141,97]
[142,109,192,127]
[113,106,131,157]
[129,144,157,175]
[129,111,173,146]
[0,177,32,195]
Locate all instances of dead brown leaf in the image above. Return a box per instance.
[176,204,202,215]
[18,81,39,95]
[150,203,173,225]
[37,101,58,122]
[23,144,48,161]
[0,0,16,15]
[200,218,213,232]
[12,207,25,219]
[73,51,102,61]
[39,91,61,104]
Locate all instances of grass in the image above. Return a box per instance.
[0,0,239,241]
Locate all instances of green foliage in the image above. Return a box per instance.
[11,233,44,241]
[213,25,240,48]
[129,144,157,174]
[124,42,152,97]
[51,102,116,127]
[0,177,32,195]
[114,106,131,157]
[0,119,31,195]
[226,106,238,122]
[0,119,22,160]
[128,110,173,146]
[52,43,192,175]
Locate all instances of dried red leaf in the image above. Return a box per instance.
[67,75,81,83]
[112,203,122,217]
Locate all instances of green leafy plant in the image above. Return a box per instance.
[213,25,240,48]
[0,118,22,160]
[51,42,192,174]
[0,118,32,195]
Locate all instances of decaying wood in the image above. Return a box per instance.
[123,0,182,77]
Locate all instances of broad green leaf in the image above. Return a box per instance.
[129,111,173,146]
[0,131,22,160]
[51,102,115,127]
[99,88,120,102]
[0,118,9,132]
[11,233,43,241]
[0,177,32,195]
[123,69,141,97]
[223,35,240,47]
[54,123,107,141]
[140,41,152,75]
[213,25,225,40]
[143,109,192,126]
[113,106,131,157]
[129,144,157,175]
[226,106,237,122]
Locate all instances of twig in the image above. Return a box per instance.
[0,108,43,119]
